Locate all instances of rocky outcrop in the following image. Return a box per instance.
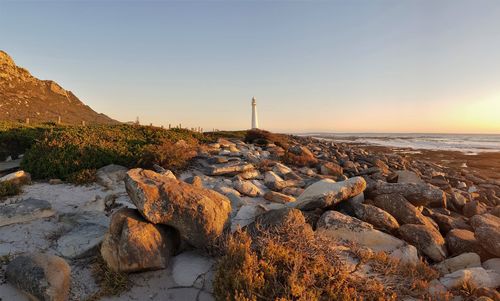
[96,164,128,190]
[352,203,400,233]
[434,253,481,275]
[439,267,500,290]
[445,229,494,260]
[101,208,179,272]
[371,194,433,227]
[0,50,117,124]
[6,253,71,301]
[290,177,366,210]
[125,168,231,248]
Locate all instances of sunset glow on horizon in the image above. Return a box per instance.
[1,0,500,134]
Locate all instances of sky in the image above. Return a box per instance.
[1,0,500,134]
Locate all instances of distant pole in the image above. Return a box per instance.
[26,118,30,125]
[168,124,171,129]
[82,120,86,126]
[135,116,140,125]
[57,115,62,124]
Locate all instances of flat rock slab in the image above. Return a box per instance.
[0,159,21,173]
[0,198,55,227]
[56,223,108,259]
[171,250,215,288]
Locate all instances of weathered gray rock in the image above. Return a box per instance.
[368,180,446,207]
[353,203,400,233]
[264,191,296,204]
[316,211,418,265]
[470,214,500,257]
[290,177,366,210]
[56,223,108,259]
[372,194,433,227]
[463,200,488,218]
[272,163,292,176]
[6,253,71,301]
[125,168,231,248]
[233,179,264,197]
[263,171,286,190]
[439,267,500,290]
[0,198,55,227]
[434,253,481,275]
[213,184,241,197]
[483,258,500,274]
[239,169,260,180]
[0,170,30,185]
[319,162,343,178]
[398,224,447,262]
[96,164,128,189]
[424,210,471,234]
[101,208,179,272]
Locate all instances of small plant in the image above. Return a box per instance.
[86,255,129,301]
[139,139,198,172]
[67,168,97,185]
[245,129,289,148]
[0,181,22,199]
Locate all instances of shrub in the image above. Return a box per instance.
[0,181,21,199]
[87,255,129,301]
[245,129,289,148]
[20,125,203,180]
[67,168,97,185]
[139,139,198,172]
[282,150,318,167]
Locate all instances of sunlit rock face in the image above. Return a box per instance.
[0,50,117,124]
[125,168,232,249]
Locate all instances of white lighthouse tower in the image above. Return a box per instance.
[251,97,259,129]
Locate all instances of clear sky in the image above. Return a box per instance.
[1,0,500,133]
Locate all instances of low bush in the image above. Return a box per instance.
[87,255,129,301]
[0,181,22,199]
[20,125,203,180]
[245,129,289,148]
[67,169,97,185]
[139,139,198,172]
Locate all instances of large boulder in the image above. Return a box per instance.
[0,198,55,227]
[398,224,447,262]
[125,168,231,248]
[96,164,128,190]
[263,171,286,191]
[316,210,418,265]
[6,253,71,301]
[56,222,108,259]
[434,253,482,275]
[368,180,446,207]
[371,194,433,227]
[445,229,494,260]
[289,177,366,210]
[395,170,424,184]
[101,208,180,272]
[463,200,488,218]
[470,214,500,257]
[319,162,343,178]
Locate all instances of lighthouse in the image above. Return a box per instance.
[251,97,259,129]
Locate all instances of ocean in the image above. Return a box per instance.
[303,133,500,154]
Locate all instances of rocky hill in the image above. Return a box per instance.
[0,50,118,125]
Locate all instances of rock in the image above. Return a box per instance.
[353,203,400,233]
[263,171,286,190]
[395,170,424,184]
[100,208,179,272]
[247,207,313,238]
[474,287,500,300]
[319,162,343,178]
[282,187,304,197]
[398,224,447,262]
[207,163,254,176]
[0,170,30,185]
[6,253,71,301]
[56,223,108,259]
[445,229,494,260]
[233,179,264,197]
[434,253,482,275]
[450,189,469,208]
[272,163,292,176]
[439,267,500,290]
[125,168,232,248]
[264,191,296,204]
[372,194,433,227]
[316,210,418,265]
[463,200,488,218]
[423,209,472,234]
[231,204,267,230]
[96,164,128,189]
[290,177,366,210]
[239,169,260,180]
[185,175,203,188]
[368,180,446,207]
[0,198,55,227]
[470,214,500,257]
[483,258,500,274]
[213,184,241,197]
[49,179,63,185]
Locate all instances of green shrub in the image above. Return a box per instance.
[244,129,289,148]
[67,169,97,185]
[21,124,204,180]
[0,181,22,198]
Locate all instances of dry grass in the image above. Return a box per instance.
[86,255,130,301]
[67,168,97,185]
[139,139,198,172]
[282,151,318,168]
[245,129,290,148]
[0,181,22,199]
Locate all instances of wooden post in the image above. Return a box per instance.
[82,120,86,126]
[168,124,171,129]
[26,118,30,125]
[57,116,61,124]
